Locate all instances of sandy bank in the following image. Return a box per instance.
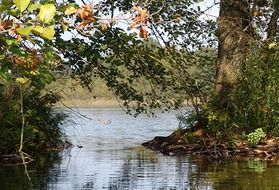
[56,98,121,108]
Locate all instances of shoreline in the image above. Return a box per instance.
[56,98,121,108]
[142,129,279,160]
[56,98,192,109]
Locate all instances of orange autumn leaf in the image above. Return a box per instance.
[13,56,25,66]
[78,5,94,22]
[28,49,41,71]
[100,23,108,31]
[139,26,148,41]
[130,6,148,29]
[0,20,12,31]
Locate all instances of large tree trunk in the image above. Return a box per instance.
[215,0,251,105]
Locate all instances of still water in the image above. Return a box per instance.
[1,108,279,190]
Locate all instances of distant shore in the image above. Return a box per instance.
[56,98,192,108]
[56,98,121,108]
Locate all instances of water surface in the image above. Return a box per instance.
[1,108,279,190]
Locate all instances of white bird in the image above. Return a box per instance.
[97,119,112,126]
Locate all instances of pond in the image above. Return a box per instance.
[1,108,279,190]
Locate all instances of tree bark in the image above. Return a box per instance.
[215,0,251,105]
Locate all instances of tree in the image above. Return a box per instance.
[215,0,251,104]
[211,0,279,134]
[55,0,216,115]
[215,0,279,104]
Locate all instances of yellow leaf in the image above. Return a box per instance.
[32,26,55,40]
[65,5,77,15]
[32,26,44,35]
[38,4,56,23]
[41,26,55,40]
[269,43,276,49]
[16,77,29,85]
[13,0,30,12]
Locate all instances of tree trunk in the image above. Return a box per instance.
[215,0,251,105]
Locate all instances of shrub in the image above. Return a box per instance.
[247,128,266,146]
[0,85,69,155]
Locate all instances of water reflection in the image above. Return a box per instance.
[1,108,279,190]
[0,152,62,190]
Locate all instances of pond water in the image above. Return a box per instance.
[1,108,279,190]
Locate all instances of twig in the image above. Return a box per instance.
[18,84,32,181]
[19,84,25,153]
[20,152,32,181]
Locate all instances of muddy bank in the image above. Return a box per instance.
[142,129,279,160]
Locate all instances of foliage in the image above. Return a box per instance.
[0,0,76,156]
[247,128,266,146]
[54,0,217,115]
[228,45,279,134]
[1,0,216,156]
[181,43,279,138]
[0,84,68,155]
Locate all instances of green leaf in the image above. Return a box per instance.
[0,53,5,60]
[38,4,56,23]
[13,0,30,12]
[16,26,33,35]
[5,39,18,46]
[10,9,20,16]
[41,26,55,40]
[16,77,29,85]
[65,5,77,15]
[10,47,27,57]
[0,1,13,13]
[28,3,41,11]
[0,71,10,81]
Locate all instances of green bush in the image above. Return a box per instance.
[247,128,266,146]
[197,45,279,137]
[229,46,279,134]
[0,84,69,155]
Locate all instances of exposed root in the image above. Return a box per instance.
[142,130,279,160]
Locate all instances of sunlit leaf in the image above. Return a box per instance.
[32,26,55,40]
[78,4,94,21]
[16,77,29,85]
[10,9,20,16]
[65,5,77,15]
[28,3,41,11]
[269,43,276,49]
[32,26,44,35]
[16,26,33,35]
[41,26,55,40]
[38,4,56,23]
[13,0,30,12]
[5,39,18,46]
